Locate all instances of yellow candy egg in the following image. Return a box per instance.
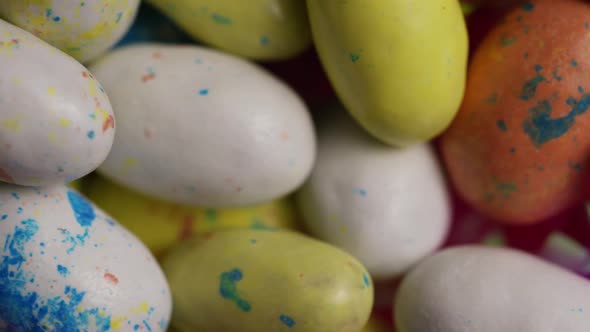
[307,0,469,146]
[163,230,374,332]
[83,175,301,256]
[146,0,311,60]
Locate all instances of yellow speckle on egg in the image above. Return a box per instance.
[0,39,17,53]
[34,210,41,216]
[96,108,110,121]
[59,118,71,128]
[48,132,57,143]
[80,23,114,42]
[537,40,545,48]
[123,158,138,167]
[340,225,348,234]
[86,76,102,98]
[77,306,84,312]
[132,301,151,314]
[2,119,20,132]
[111,316,127,330]
[47,86,56,96]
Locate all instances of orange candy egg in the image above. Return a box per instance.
[442,0,590,224]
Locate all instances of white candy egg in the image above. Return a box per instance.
[0,0,140,63]
[296,105,450,280]
[0,184,172,331]
[395,246,590,332]
[0,19,115,187]
[89,43,316,208]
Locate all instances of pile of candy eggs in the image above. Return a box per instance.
[3,0,590,331]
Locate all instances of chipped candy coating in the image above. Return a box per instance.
[395,246,590,332]
[90,43,316,208]
[0,0,140,63]
[0,184,172,331]
[297,106,450,280]
[146,0,311,60]
[441,0,590,224]
[163,230,373,332]
[0,19,115,187]
[83,175,301,256]
[307,0,468,146]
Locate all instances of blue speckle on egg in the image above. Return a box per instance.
[56,264,69,277]
[67,191,96,227]
[0,218,112,331]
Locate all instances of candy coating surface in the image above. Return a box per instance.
[0,184,172,331]
[395,246,590,332]
[0,19,115,187]
[297,106,450,279]
[163,230,373,332]
[0,0,140,63]
[90,44,316,207]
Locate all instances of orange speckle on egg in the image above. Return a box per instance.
[102,115,115,133]
[141,73,155,83]
[104,272,119,285]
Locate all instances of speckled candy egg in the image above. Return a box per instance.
[89,43,316,208]
[0,19,115,187]
[441,0,590,224]
[83,174,301,256]
[296,105,450,280]
[0,184,171,331]
[0,0,140,64]
[163,230,373,332]
[146,0,311,61]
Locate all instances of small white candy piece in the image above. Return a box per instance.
[90,43,316,207]
[297,106,450,280]
[0,19,115,186]
[395,246,590,332]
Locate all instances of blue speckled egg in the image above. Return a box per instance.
[0,184,172,331]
